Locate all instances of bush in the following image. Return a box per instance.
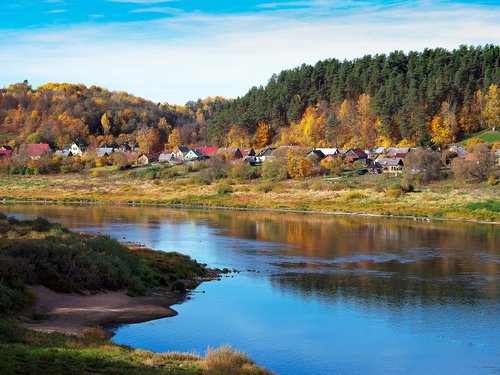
[231,161,259,181]
[217,184,234,195]
[171,281,187,293]
[256,183,274,193]
[385,188,404,198]
[202,345,271,375]
[487,176,498,186]
[342,191,365,201]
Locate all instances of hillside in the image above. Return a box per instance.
[209,45,500,148]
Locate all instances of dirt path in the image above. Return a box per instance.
[23,285,184,336]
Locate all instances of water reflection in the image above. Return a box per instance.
[1,203,499,375]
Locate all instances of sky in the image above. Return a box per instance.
[0,1,499,105]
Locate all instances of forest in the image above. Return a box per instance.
[0,45,499,151]
[210,45,500,149]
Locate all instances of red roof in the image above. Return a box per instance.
[347,148,367,158]
[395,153,408,158]
[0,150,12,156]
[27,144,51,157]
[196,146,219,156]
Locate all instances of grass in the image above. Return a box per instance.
[466,199,500,213]
[461,130,500,145]
[0,319,274,375]
[0,216,274,374]
[0,168,498,222]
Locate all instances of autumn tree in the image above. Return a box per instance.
[255,122,273,148]
[168,128,183,149]
[136,126,162,154]
[430,102,458,147]
[287,148,312,179]
[101,113,112,135]
[226,125,252,148]
[484,84,499,130]
[356,94,377,149]
[403,148,442,184]
[451,143,495,181]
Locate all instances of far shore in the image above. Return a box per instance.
[2,198,499,226]
[22,283,208,337]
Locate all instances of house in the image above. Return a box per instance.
[217,148,243,160]
[174,146,191,159]
[254,147,275,163]
[159,151,174,163]
[367,161,382,174]
[447,145,468,159]
[240,148,256,157]
[307,149,325,160]
[27,144,52,160]
[116,143,132,152]
[494,150,500,165]
[0,145,13,151]
[195,147,219,158]
[137,153,159,165]
[345,148,368,162]
[316,148,341,157]
[96,147,114,158]
[54,150,72,158]
[373,146,386,155]
[386,147,410,158]
[0,149,13,158]
[377,158,404,173]
[185,149,209,161]
[65,141,87,157]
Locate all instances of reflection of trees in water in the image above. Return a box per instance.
[270,264,497,308]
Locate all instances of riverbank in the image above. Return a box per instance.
[0,215,273,375]
[0,172,498,222]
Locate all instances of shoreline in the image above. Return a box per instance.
[22,281,211,337]
[2,198,499,226]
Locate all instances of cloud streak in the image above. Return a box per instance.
[0,1,499,104]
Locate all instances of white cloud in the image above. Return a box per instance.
[130,7,182,14]
[1,1,499,104]
[46,9,67,14]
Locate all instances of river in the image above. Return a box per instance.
[1,204,499,375]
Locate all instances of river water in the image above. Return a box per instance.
[2,204,499,374]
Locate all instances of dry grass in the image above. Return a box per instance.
[201,345,274,375]
[0,172,498,222]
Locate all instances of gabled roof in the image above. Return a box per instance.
[187,149,207,159]
[377,157,404,167]
[448,145,468,158]
[0,149,13,157]
[196,146,219,156]
[256,147,275,157]
[315,148,340,156]
[97,147,114,157]
[240,147,255,156]
[177,146,190,154]
[139,153,159,161]
[387,147,410,156]
[308,149,325,159]
[346,148,368,158]
[0,145,13,151]
[373,146,386,154]
[27,144,51,157]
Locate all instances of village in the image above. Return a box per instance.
[1,137,499,182]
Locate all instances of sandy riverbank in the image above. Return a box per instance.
[22,285,194,336]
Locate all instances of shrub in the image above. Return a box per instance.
[217,184,234,195]
[256,183,274,193]
[202,345,270,375]
[171,281,187,293]
[403,148,442,184]
[342,191,365,201]
[487,176,498,186]
[451,144,495,182]
[385,188,404,198]
[231,161,259,181]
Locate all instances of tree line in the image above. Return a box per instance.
[209,45,500,148]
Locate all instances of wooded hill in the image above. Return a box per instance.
[209,45,500,149]
[0,82,228,151]
[1,45,499,151]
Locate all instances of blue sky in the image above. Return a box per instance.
[0,0,499,104]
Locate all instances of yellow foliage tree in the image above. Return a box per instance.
[356,94,377,149]
[168,128,183,149]
[484,84,499,130]
[255,122,273,148]
[287,148,312,179]
[101,113,111,135]
[430,102,458,146]
[227,125,251,148]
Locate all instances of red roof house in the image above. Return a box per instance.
[195,147,219,157]
[0,150,13,158]
[27,144,51,160]
[345,148,368,161]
